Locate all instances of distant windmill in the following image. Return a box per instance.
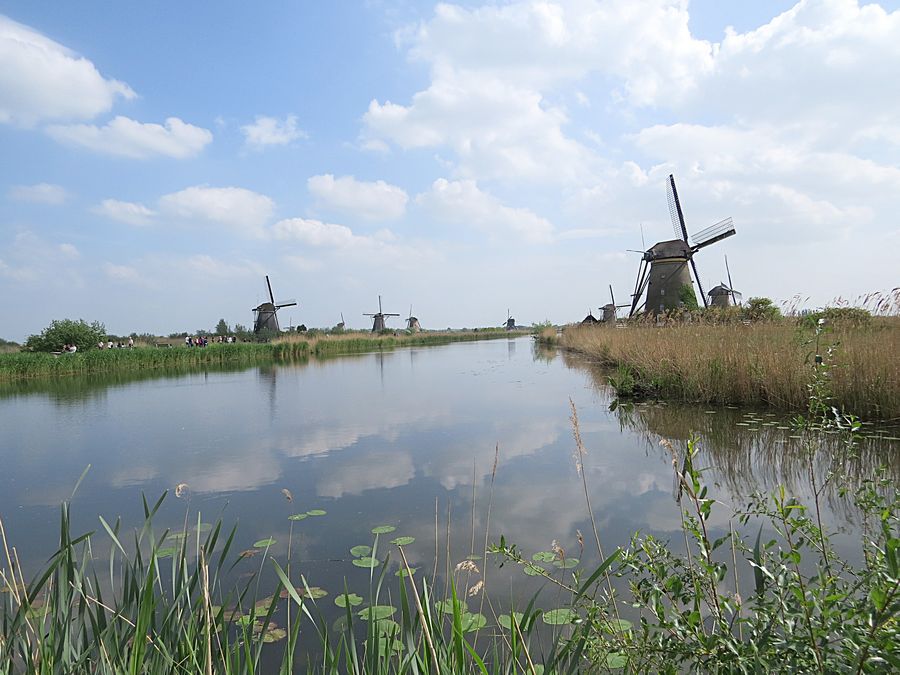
[708,255,743,307]
[336,312,345,331]
[364,295,400,332]
[505,309,516,331]
[581,309,599,324]
[406,305,421,332]
[629,174,736,317]
[252,275,297,334]
[601,285,630,323]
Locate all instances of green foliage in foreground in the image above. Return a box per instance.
[23,318,106,353]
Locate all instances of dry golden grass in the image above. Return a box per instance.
[560,319,900,420]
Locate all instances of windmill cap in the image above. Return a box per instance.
[646,239,692,260]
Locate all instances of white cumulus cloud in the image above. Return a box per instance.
[8,182,68,204]
[159,186,275,235]
[271,217,356,247]
[241,114,306,148]
[0,14,135,126]
[307,174,409,221]
[92,199,157,226]
[46,116,212,159]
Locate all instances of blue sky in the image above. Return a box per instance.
[1,0,898,340]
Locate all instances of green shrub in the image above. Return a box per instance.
[744,297,782,322]
[24,319,106,353]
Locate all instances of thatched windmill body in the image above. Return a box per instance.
[365,296,400,332]
[601,285,630,323]
[406,306,421,332]
[252,275,297,334]
[629,174,736,317]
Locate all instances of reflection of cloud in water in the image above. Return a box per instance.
[316,449,415,498]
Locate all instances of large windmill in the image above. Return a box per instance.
[406,305,421,332]
[601,285,630,323]
[629,174,736,317]
[708,255,743,307]
[252,275,297,334]
[365,295,400,332]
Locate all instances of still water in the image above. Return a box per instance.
[1,337,897,634]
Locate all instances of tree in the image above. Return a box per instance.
[214,318,230,335]
[744,297,782,322]
[24,319,106,352]
[678,284,699,311]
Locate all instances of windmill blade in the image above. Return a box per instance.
[609,284,615,306]
[384,313,401,317]
[689,258,708,309]
[378,295,383,314]
[666,174,690,244]
[341,312,344,324]
[725,254,738,305]
[691,217,735,250]
[409,304,413,320]
[266,275,275,304]
[275,299,297,308]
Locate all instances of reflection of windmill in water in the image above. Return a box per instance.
[707,255,743,307]
[364,295,400,332]
[504,309,516,331]
[629,174,736,317]
[252,275,297,334]
[406,305,421,332]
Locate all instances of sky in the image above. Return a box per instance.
[1,0,898,340]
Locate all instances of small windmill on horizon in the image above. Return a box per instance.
[365,296,400,332]
[252,275,297,334]
[406,305,421,332]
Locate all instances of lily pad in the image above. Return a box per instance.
[435,599,467,615]
[334,592,363,608]
[358,605,396,621]
[395,567,417,578]
[288,513,308,521]
[553,558,579,569]
[253,538,276,548]
[280,586,327,600]
[350,545,372,557]
[306,509,327,516]
[371,525,396,535]
[254,596,277,612]
[498,612,524,630]
[155,547,177,558]
[461,612,487,632]
[532,551,556,563]
[166,531,188,541]
[352,556,380,568]
[542,608,577,625]
[371,636,404,653]
[390,536,415,546]
[374,618,401,636]
[262,627,287,643]
[238,549,260,559]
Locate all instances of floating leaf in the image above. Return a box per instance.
[253,538,276,548]
[542,608,577,625]
[195,523,212,533]
[306,509,327,516]
[288,513,308,521]
[436,599,467,615]
[350,545,372,557]
[390,536,415,546]
[461,612,487,632]
[155,547,177,559]
[498,612,524,630]
[280,586,327,600]
[262,627,287,643]
[358,605,396,620]
[371,525,396,535]
[370,636,404,653]
[221,608,243,623]
[352,556,380,568]
[604,618,633,633]
[374,619,401,636]
[553,558,579,569]
[254,596,276,612]
[395,567,417,578]
[166,531,188,541]
[532,551,556,563]
[334,593,363,608]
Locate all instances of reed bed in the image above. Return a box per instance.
[0,331,517,383]
[557,320,900,420]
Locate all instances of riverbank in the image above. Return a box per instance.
[0,330,523,382]
[541,320,900,420]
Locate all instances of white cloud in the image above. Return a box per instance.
[8,182,68,204]
[272,217,356,247]
[46,116,212,159]
[416,179,555,243]
[92,199,157,226]
[241,114,306,148]
[103,262,141,283]
[0,14,135,126]
[159,186,275,234]
[58,243,79,259]
[307,174,408,221]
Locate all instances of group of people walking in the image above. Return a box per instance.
[98,337,134,350]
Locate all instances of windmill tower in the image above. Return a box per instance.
[629,174,736,317]
[601,285,630,323]
[708,255,742,307]
[504,309,516,331]
[364,295,400,332]
[252,275,297,334]
[335,312,345,331]
[406,305,421,332]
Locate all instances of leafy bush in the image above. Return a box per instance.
[744,297,782,322]
[802,306,872,328]
[24,319,105,352]
[678,284,699,310]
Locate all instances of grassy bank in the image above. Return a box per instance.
[0,330,520,382]
[2,418,896,673]
[548,320,900,420]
